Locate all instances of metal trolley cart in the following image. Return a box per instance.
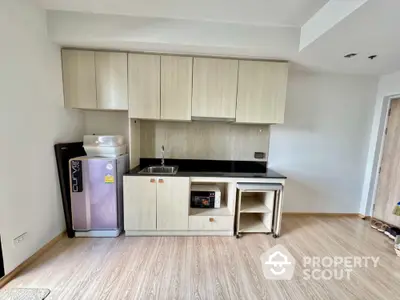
[235,183,283,238]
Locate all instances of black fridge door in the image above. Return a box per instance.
[0,236,5,278]
[54,142,86,238]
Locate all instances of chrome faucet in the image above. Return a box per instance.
[161,145,165,167]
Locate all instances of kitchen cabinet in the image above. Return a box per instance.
[62,48,289,123]
[124,176,286,236]
[62,49,97,109]
[192,57,238,119]
[128,53,161,119]
[156,177,190,230]
[236,61,288,124]
[62,49,128,110]
[161,56,193,121]
[95,52,128,110]
[123,176,189,231]
[189,216,233,231]
[123,176,157,230]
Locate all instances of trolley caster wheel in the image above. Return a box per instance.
[236,234,241,239]
[273,234,279,238]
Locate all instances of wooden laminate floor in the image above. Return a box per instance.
[3,216,400,299]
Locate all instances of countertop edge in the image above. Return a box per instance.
[125,166,287,179]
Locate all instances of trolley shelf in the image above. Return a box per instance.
[240,196,272,213]
[236,182,283,238]
[189,202,232,217]
[239,214,271,233]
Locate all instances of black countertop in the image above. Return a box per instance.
[125,159,286,179]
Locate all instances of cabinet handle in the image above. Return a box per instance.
[209,218,215,222]
[150,178,155,183]
[158,179,164,183]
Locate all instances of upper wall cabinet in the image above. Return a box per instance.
[161,56,193,121]
[62,50,97,109]
[62,49,128,110]
[95,52,128,110]
[236,61,288,124]
[61,49,289,123]
[128,53,161,119]
[192,58,238,119]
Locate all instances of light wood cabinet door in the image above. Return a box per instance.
[161,56,192,121]
[192,57,238,119]
[123,176,157,230]
[95,52,128,110]
[62,50,97,109]
[156,177,189,230]
[189,216,233,230]
[236,61,288,124]
[128,53,160,119]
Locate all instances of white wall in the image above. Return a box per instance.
[269,69,377,213]
[360,71,400,216]
[83,111,129,145]
[0,0,83,274]
[46,11,299,60]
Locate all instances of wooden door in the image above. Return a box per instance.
[128,53,160,119]
[95,52,128,110]
[156,177,189,230]
[374,98,400,226]
[192,57,238,119]
[160,55,192,121]
[236,61,288,124]
[62,50,97,109]
[123,176,157,230]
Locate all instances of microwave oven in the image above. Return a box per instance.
[191,185,221,208]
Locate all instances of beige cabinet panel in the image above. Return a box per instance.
[189,216,233,230]
[62,49,97,109]
[123,176,157,230]
[161,56,192,121]
[236,61,288,124]
[156,177,190,230]
[128,54,160,119]
[192,57,238,119]
[95,52,128,110]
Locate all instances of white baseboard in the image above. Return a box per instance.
[125,230,233,236]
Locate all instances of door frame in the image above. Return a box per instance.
[370,95,400,217]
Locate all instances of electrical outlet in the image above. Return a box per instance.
[254,152,266,159]
[13,232,27,247]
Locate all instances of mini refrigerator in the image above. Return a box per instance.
[69,154,128,237]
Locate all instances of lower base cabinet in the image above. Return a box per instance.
[124,176,285,236]
[188,216,233,231]
[123,176,157,230]
[157,177,190,230]
[123,176,190,232]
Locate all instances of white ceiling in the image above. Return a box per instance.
[36,0,328,27]
[37,0,400,75]
[296,0,400,74]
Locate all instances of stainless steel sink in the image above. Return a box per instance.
[139,165,179,175]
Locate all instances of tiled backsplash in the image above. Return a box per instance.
[140,121,270,161]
